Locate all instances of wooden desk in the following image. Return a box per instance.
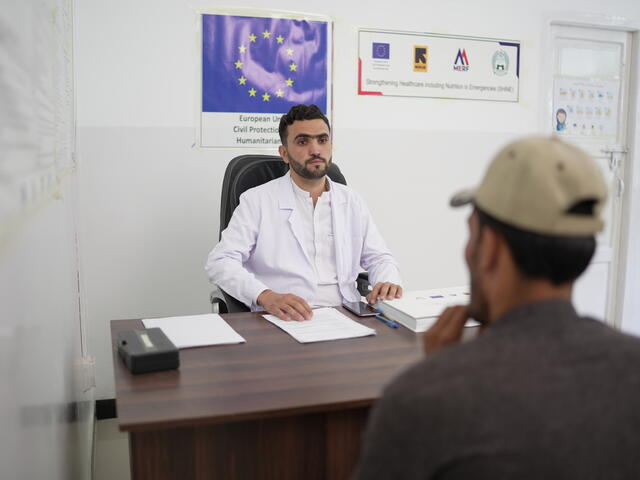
[111,309,424,480]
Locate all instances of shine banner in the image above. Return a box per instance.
[358,29,520,102]
[200,13,331,148]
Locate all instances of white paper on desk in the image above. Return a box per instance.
[262,307,376,343]
[142,314,245,349]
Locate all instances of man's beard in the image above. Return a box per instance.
[467,245,490,325]
[288,153,332,179]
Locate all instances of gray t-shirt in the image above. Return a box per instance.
[353,300,640,480]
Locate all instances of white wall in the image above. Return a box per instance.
[75,0,640,399]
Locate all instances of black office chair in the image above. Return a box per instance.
[210,154,371,313]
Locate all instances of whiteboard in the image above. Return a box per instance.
[0,0,75,241]
[0,1,92,479]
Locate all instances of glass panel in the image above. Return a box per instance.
[558,39,621,79]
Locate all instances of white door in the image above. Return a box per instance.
[548,24,633,326]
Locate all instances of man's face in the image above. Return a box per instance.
[465,210,490,325]
[280,119,332,179]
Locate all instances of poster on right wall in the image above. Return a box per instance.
[552,77,620,139]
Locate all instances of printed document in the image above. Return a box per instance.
[263,307,376,343]
[142,314,245,348]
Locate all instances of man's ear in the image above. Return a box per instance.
[278,144,288,163]
[478,226,501,273]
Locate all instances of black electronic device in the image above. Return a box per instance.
[342,301,377,317]
[117,328,180,374]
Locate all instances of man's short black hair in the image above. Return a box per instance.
[475,207,596,285]
[278,104,331,144]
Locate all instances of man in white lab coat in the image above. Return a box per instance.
[206,104,402,321]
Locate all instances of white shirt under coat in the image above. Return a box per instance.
[290,176,342,307]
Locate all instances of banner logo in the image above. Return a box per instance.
[453,48,469,71]
[413,46,428,72]
[492,50,509,76]
[372,42,390,59]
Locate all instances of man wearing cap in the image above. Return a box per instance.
[353,136,640,479]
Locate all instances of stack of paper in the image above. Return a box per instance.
[375,286,479,332]
[142,314,245,348]
[263,307,376,343]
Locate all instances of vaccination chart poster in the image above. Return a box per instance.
[201,13,332,148]
[552,77,620,139]
[358,29,520,102]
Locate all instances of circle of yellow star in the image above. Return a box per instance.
[276,35,284,44]
[262,30,271,39]
[238,45,246,53]
[249,34,256,42]
[285,78,294,87]
[289,63,297,72]
[248,88,257,97]
[238,76,247,85]
[286,48,294,56]
[276,89,284,98]
[262,93,271,101]
[234,60,243,69]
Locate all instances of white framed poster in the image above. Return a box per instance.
[200,12,332,148]
[358,29,520,102]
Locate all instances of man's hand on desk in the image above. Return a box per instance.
[366,282,403,304]
[257,290,313,321]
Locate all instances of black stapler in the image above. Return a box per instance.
[117,328,179,374]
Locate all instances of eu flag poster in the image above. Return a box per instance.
[200,13,332,148]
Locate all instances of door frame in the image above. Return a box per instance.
[539,13,640,331]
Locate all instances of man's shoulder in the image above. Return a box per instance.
[330,179,357,194]
[382,324,550,403]
[371,345,487,435]
[579,317,640,358]
[385,316,640,403]
[385,342,486,403]
[239,175,286,201]
[329,179,366,204]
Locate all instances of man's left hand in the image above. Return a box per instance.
[422,305,469,354]
[366,282,403,304]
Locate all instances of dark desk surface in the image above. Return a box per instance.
[111,308,425,433]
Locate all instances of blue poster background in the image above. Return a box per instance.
[202,14,328,114]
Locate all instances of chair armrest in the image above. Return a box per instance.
[210,287,229,314]
[210,286,251,314]
[356,272,371,297]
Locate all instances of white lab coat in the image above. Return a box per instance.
[205,172,401,309]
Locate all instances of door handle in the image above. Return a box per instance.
[617,177,625,199]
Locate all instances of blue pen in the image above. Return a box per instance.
[374,313,398,329]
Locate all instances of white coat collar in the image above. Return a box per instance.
[276,170,347,210]
[275,170,348,271]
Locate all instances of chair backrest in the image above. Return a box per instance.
[219,154,347,238]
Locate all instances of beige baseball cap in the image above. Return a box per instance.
[450,136,607,236]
